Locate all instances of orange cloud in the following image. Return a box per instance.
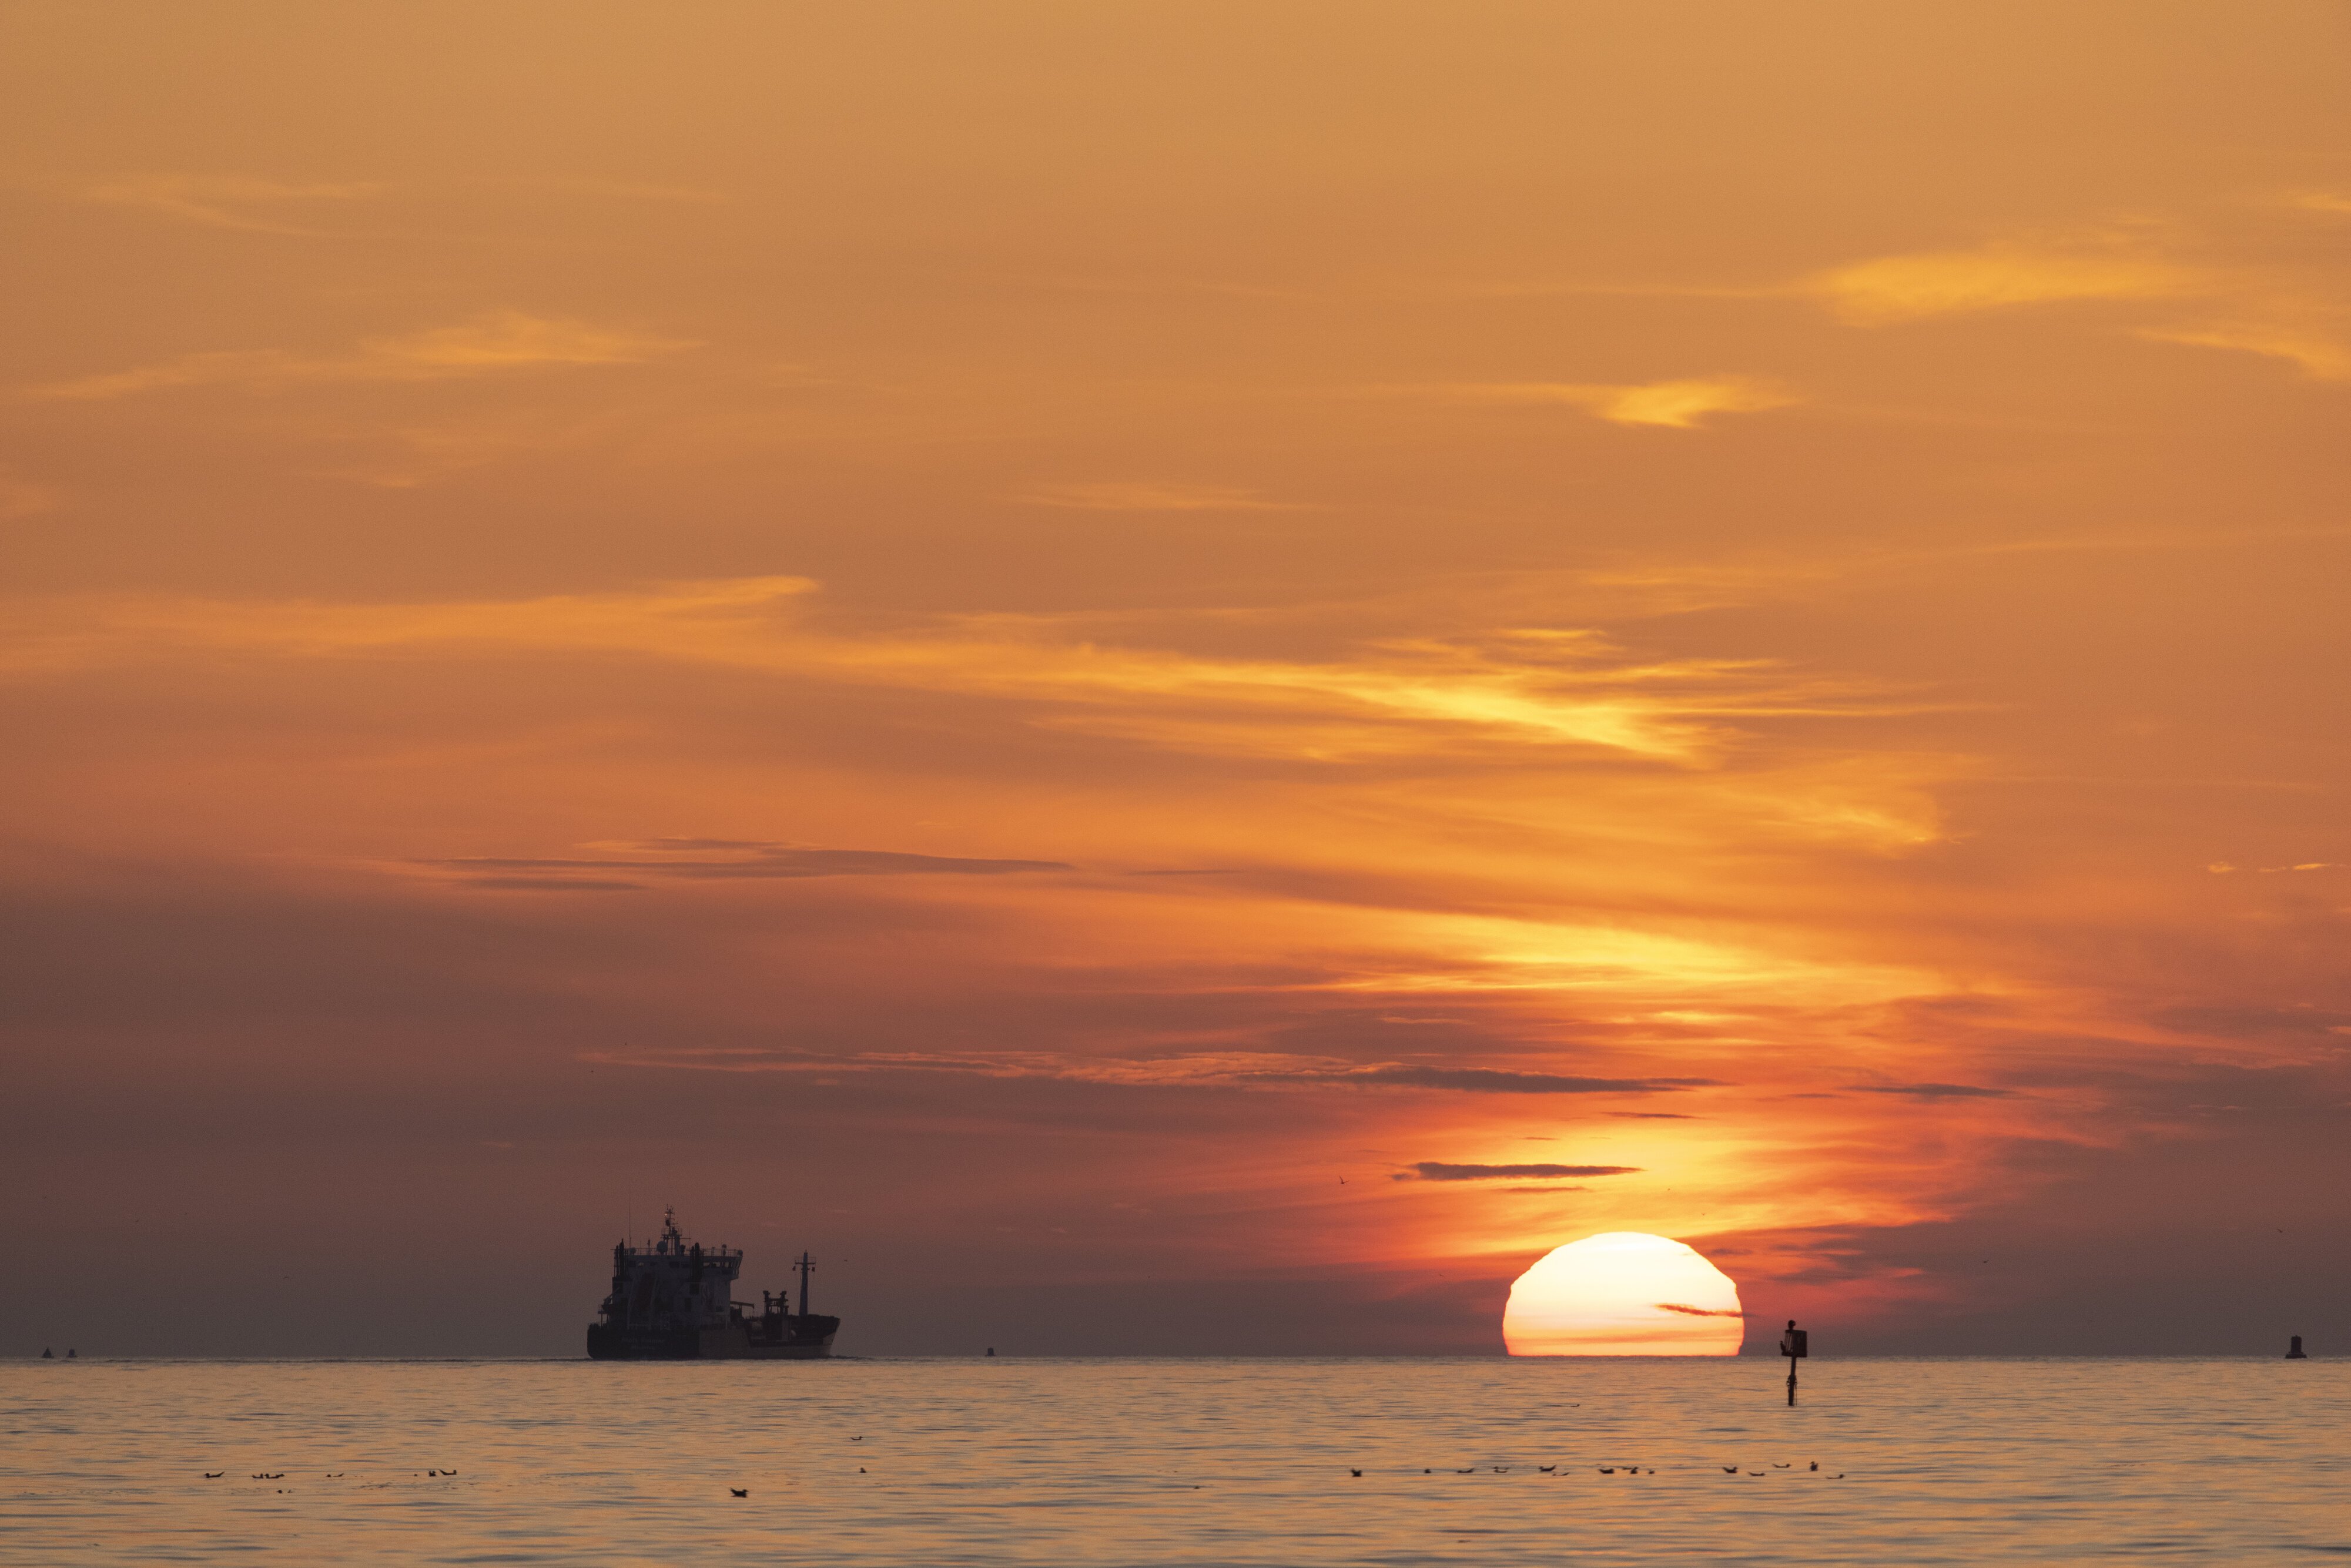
[1013,481,1316,511]
[2139,315,2351,380]
[0,575,1921,764]
[1812,242,2198,324]
[76,173,384,233]
[1401,376,1798,428]
[26,311,696,401]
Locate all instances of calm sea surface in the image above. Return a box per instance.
[3,1358,2345,1565]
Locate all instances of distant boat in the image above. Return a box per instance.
[2287,1335,2308,1359]
[586,1208,839,1360]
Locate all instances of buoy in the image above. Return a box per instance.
[2287,1335,2308,1359]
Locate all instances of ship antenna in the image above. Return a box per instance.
[797,1251,815,1318]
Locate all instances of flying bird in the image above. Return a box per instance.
[1349,1469,1362,1477]
[1722,1466,1738,1473]
[1539,1465,1555,1473]
[731,1487,748,1497]
[203,1472,223,1479]
[1597,1466,1614,1474]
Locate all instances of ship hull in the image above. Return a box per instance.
[587,1319,838,1361]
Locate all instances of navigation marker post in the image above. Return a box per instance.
[1780,1319,1809,1406]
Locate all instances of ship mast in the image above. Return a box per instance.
[795,1251,816,1317]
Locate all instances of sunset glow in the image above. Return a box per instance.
[4,2,2349,1358]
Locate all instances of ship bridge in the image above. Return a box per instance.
[602,1210,742,1332]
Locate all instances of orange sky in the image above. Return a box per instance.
[5,2,2349,1355]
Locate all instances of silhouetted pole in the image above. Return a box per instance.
[1779,1319,1809,1405]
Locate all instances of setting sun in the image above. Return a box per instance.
[1503,1233,1745,1356]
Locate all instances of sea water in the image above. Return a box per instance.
[2,1358,2345,1564]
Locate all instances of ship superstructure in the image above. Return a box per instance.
[586,1209,839,1359]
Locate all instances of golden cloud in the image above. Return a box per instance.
[1813,244,2198,324]
[1014,481,1317,511]
[1405,376,1798,429]
[2139,317,2351,381]
[26,311,697,401]
[77,173,384,233]
[0,575,1907,763]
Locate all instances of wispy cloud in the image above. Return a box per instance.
[1395,376,1797,429]
[1014,481,1317,511]
[1398,1161,1640,1181]
[584,1045,1713,1100]
[1277,1066,1718,1094]
[1847,1082,2012,1099]
[28,311,697,401]
[77,173,384,234]
[1810,242,2198,324]
[414,840,1074,891]
[2138,314,2351,380]
[1,575,1902,763]
[1814,226,2351,381]
[1654,1301,1744,1317]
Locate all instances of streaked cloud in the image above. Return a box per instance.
[1,575,1902,763]
[77,173,384,233]
[27,311,696,401]
[1014,481,1316,511]
[1400,1162,1640,1181]
[1810,226,2351,387]
[1399,376,1797,428]
[2138,316,2351,380]
[1811,243,2197,324]
[1285,1066,1716,1094]
[584,1044,1715,1100]
[414,841,1074,891]
[1848,1082,2013,1099]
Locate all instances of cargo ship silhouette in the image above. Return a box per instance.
[587,1208,839,1359]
